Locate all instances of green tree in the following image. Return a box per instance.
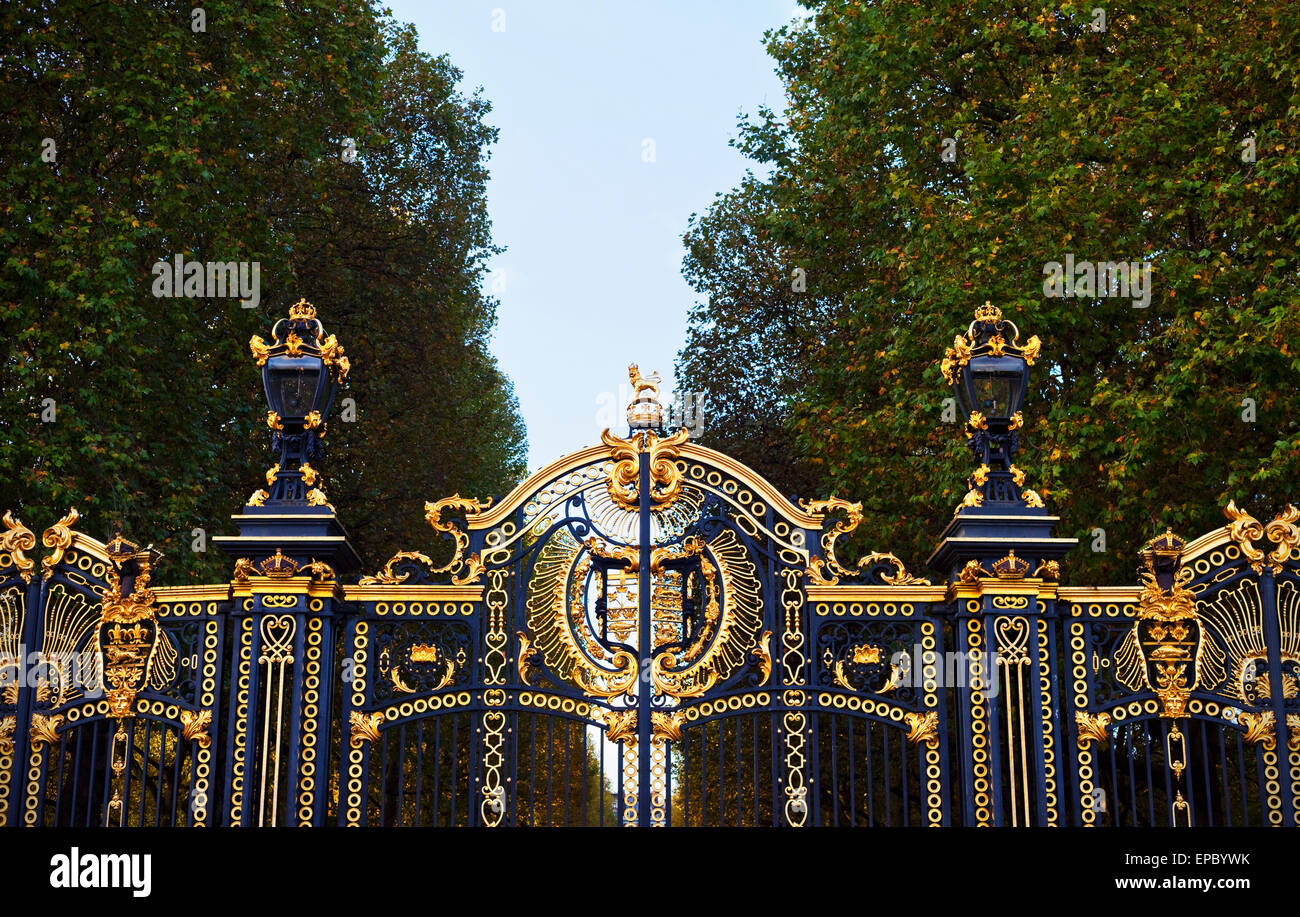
[266,20,527,572]
[0,2,525,581]
[679,174,829,504]
[678,0,1300,583]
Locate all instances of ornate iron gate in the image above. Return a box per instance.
[1063,511,1300,826]
[0,512,221,827]
[3,300,1299,827]
[337,407,953,826]
[338,418,947,826]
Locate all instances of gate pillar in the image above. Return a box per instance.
[943,560,1069,826]
[930,302,1076,825]
[212,299,361,826]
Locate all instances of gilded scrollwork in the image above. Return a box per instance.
[516,631,539,686]
[29,713,63,751]
[40,508,80,580]
[1238,710,1277,750]
[603,708,638,744]
[356,496,491,585]
[358,551,437,586]
[752,630,773,686]
[798,499,930,585]
[424,494,492,575]
[601,428,641,511]
[0,511,36,582]
[799,496,862,580]
[904,711,940,749]
[1263,504,1300,572]
[586,537,639,571]
[649,651,717,699]
[1074,711,1111,748]
[599,427,689,511]
[450,553,485,586]
[1225,501,1267,571]
[651,710,686,744]
[805,555,836,586]
[181,709,213,748]
[859,552,932,586]
[349,710,383,747]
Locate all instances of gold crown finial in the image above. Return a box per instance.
[289,298,317,321]
[974,301,1002,323]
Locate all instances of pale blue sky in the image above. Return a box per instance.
[385,1,797,471]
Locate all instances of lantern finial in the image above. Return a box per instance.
[246,300,350,505]
[940,304,1045,514]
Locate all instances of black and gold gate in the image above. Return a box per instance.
[339,376,948,827]
[1062,509,1300,826]
[4,300,1300,828]
[0,512,221,827]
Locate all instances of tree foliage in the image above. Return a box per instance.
[0,2,525,581]
[677,0,1300,583]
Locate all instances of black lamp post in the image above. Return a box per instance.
[941,303,1043,510]
[248,299,350,505]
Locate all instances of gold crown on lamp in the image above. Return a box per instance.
[288,298,318,321]
[973,301,1003,324]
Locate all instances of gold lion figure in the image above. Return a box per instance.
[628,362,661,399]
